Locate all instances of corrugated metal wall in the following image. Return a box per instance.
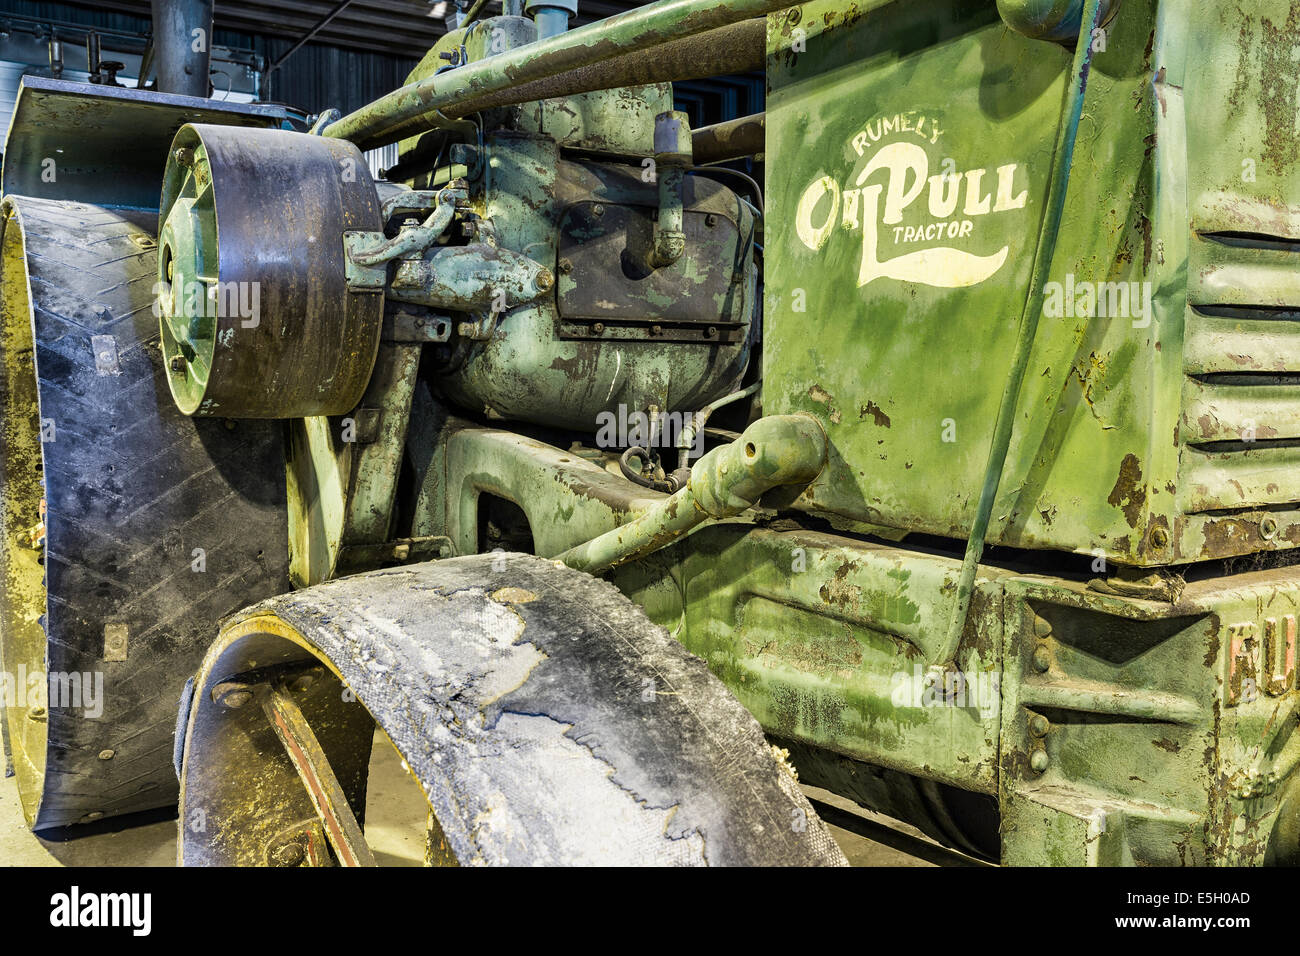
[0,1,418,119]
[253,38,418,117]
[0,61,30,142]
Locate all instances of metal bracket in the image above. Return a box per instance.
[343,231,387,291]
[383,310,452,343]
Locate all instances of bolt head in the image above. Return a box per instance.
[270,842,306,866]
[169,355,186,372]
[98,749,115,760]
[215,687,252,709]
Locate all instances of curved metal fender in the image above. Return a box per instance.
[179,553,847,866]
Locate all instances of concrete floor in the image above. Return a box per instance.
[1,732,940,866]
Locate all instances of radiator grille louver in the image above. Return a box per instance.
[1179,233,1300,514]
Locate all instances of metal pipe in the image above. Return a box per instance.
[322,0,787,150]
[136,36,154,88]
[349,186,465,266]
[150,0,213,97]
[346,18,764,152]
[936,0,1106,666]
[677,381,760,468]
[528,0,577,39]
[557,415,826,574]
[85,30,100,75]
[693,112,766,164]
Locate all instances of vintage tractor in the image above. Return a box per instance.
[2,0,1299,866]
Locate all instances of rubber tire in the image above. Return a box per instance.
[0,196,290,828]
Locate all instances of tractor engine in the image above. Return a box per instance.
[154,21,757,431]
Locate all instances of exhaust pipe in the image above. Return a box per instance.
[151,0,214,97]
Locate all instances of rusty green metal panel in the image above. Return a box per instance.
[414,415,1300,863]
[1000,568,1300,865]
[765,0,1300,568]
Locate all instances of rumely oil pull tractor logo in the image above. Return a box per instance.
[794,110,1028,289]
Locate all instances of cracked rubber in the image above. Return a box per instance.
[179,554,848,866]
[0,196,290,828]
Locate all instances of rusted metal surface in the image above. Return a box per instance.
[692,112,766,165]
[555,180,750,335]
[261,679,378,868]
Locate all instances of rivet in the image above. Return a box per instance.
[1030,748,1050,773]
[98,749,115,760]
[1031,645,1051,672]
[1032,615,1052,637]
[1028,713,1050,737]
[169,355,186,372]
[1150,526,1169,549]
[1261,515,1278,540]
